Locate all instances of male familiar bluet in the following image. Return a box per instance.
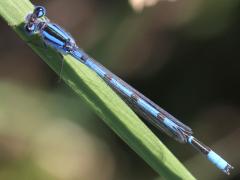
[24,6,233,175]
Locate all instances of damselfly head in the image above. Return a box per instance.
[33,6,46,18]
[25,6,46,35]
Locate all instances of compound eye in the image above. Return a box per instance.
[25,23,36,34]
[34,6,46,18]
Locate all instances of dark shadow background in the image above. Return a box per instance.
[0,0,239,179]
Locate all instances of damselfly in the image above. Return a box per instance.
[24,6,233,175]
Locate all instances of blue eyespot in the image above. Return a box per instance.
[34,6,46,18]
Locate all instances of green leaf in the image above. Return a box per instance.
[0,0,195,179]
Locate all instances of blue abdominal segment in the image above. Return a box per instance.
[109,78,133,97]
[208,151,229,172]
[137,98,159,118]
[85,59,106,77]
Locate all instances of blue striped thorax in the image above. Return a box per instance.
[40,23,77,54]
[25,6,77,54]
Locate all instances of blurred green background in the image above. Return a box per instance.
[0,0,239,179]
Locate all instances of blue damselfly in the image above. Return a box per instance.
[24,6,233,175]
